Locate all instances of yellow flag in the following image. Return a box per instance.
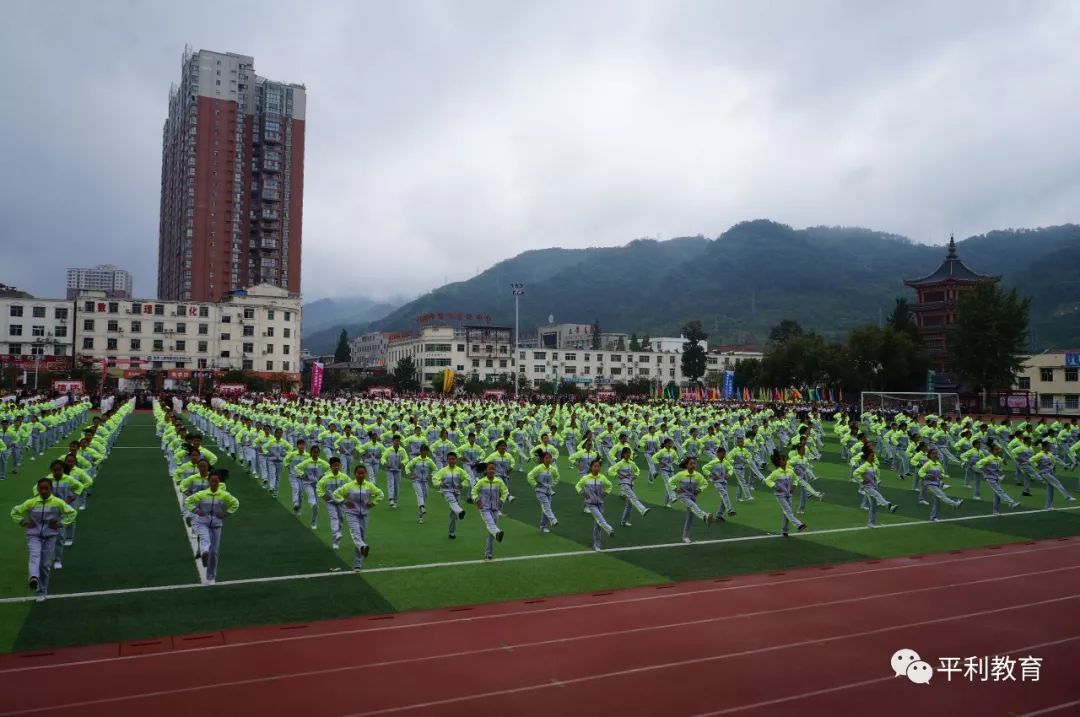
[442,368,455,393]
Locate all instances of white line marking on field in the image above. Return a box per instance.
[0,541,1075,674]
[1,503,1075,604]
[2,569,1077,714]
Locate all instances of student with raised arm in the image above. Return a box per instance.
[975,443,1020,515]
[764,450,822,537]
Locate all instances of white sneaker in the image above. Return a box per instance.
[35,595,45,603]
[206,578,216,585]
[63,540,73,547]
[53,561,62,569]
[682,537,692,544]
[540,527,550,533]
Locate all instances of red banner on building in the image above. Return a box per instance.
[366,387,393,398]
[482,389,507,399]
[167,369,193,380]
[52,380,84,394]
[311,362,325,397]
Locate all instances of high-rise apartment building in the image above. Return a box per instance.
[65,265,133,299]
[158,47,306,302]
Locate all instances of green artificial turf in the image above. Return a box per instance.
[3,412,1079,652]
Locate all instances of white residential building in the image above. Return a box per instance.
[349,330,412,369]
[0,298,76,378]
[1015,350,1080,415]
[74,284,302,379]
[66,265,133,299]
[387,325,687,388]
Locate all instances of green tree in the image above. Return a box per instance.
[768,319,804,346]
[639,334,652,351]
[887,297,919,340]
[733,357,762,388]
[334,329,351,363]
[429,369,452,394]
[844,325,927,393]
[680,320,708,384]
[948,282,1031,391]
[615,336,626,351]
[461,373,483,396]
[391,356,419,392]
[625,377,653,395]
[591,318,602,350]
[704,371,724,389]
[629,333,640,351]
[760,332,836,387]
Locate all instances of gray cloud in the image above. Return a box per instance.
[2,0,1079,301]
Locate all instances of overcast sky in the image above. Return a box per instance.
[3,1,1079,301]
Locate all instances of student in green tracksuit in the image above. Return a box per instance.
[669,457,715,543]
[608,447,649,527]
[40,460,83,568]
[293,446,330,528]
[405,446,438,524]
[527,450,561,533]
[471,462,508,559]
[975,444,1020,515]
[11,477,77,601]
[316,457,351,549]
[432,453,471,539]
[331,465,384,570]
[184,469,239,585]
[576,459,615,551]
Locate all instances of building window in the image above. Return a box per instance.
[243,342,254,353]
[107,320,119,332]
[639,368,650,376]
[472,359,480,368]
[153,340,164,351]
[31,325,45,337]
[1040,368,1054,382]
[564,353,577,361]
[533,352,546,360]
[220,351,230,358]
[552,352,559,360]
[176,323,187,334]
[9,305,23,317]
[54,307,68,320]
[283,344,290,355]
[610,355,621,362]
[243,326,255,337]
[611,367,622,376]
[266,326,275,338]
[83,319,94,331]
[154,304,164,315]
[266,344,274,354]
[283,311,291,321]
[31,306,45,318]
[282,361,290,371]
[131,303,141,314]
[669,368,676,377]
[8,324,22,336]
[222,315,231,323]
[131,320,142,332]
[669,356,676,364]
[267,310,275,320]
[197,341,207,353]
[284,328,291,338]
[130,339,141,351]
[584,354,590,362]
[1064,394,1080,410]
[83,301,94,313]
[499,359,507,368]
[534,365,545,373]
[457,344,465,352]
[1040,394,1055,409]
[583,366,591,375]
[175,340,186,351]
[242,359,253,370]
[108,302,118,313]
[8,343,21,354]
[564,365,577,374]
[153,322,164,334]
[107,338,118,350]
[1066,369,1078,382]
[1018,377,1031,390]
[54,326,67,338]
[220,332,230,340]
[199,306,209,317]
[82,337,94,350]
[198,323,208,335]
[243,308,255,319]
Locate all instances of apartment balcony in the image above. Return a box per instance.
[261,189,280,202]
[261,210,279,222]
[262,161,281,173]
[264,131,282,144]
[261,237,278,251]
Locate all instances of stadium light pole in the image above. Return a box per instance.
[511,283,524,397]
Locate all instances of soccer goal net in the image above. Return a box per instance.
[860,392,962,419]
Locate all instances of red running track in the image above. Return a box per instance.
[2,538,1080,717]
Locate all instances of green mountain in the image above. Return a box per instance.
[318,221,1079,352]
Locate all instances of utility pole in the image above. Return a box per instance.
[511,283,525,397]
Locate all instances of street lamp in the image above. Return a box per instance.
[32,332,58,391]
[511,283,525,398]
